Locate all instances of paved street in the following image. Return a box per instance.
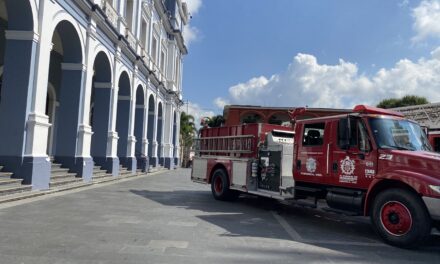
[0,169,439,264]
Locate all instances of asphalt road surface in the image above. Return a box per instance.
[0,168,439,264]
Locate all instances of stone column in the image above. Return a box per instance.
[54,63,90,178]
[174,110,181,167]
[0,30,50,189]
[150,95,159,167]
[163,102,174,169]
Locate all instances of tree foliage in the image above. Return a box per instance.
[377,95,429,109]
[207,115,225,127]
[180,112,196,148]
[179,112,197,168]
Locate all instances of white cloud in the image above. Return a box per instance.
[185,102,215,128]
[183,25,199,46]
[398,0,409,8]
[412,0,440,42]
[184,0,202,15]
[183,0,203,46]
[216,51,440,109]
[213,97,229,109]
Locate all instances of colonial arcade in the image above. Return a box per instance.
[0,0,186,189]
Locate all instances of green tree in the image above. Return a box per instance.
[206,115,225,127]
[180,112,197,167]
[377,95,429,109]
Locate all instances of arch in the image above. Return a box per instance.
[116,70,132,163]
[147,94,155,160]
[46,83,57,156]
[116,64,131,88]
[51,21,83,63]
[93,51,112,83]
[240,111,263,124]
[92,44,114,74]
[50,11,85,62]
[2,0,34,31]
[157,102,163,165]
[135,84,145,106]
[172,110,177,164]
[90,51,113,165]
[134,84,146,170]
[118,71,131,96]
[268,112,290,125]
[46,19,84,166]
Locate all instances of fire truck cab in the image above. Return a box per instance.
[191,105,440,248]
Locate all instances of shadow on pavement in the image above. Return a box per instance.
[130,188,440,254]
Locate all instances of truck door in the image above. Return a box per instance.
[295,121,329,184]
[330,117,377,189]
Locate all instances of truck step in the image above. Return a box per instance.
[294,186,322,193]
[321,207,361,216]
[293,198,318,208]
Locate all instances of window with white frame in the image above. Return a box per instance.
[140,19,147,48]
[152,36,158,63]
[160,49,166,74]
[125,0,134,30]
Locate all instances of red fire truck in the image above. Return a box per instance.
[191,105,440,248]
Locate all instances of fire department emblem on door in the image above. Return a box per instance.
[340,156,355,175]
[306,158,317,173]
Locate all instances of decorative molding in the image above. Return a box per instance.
[27,112,51,127]
[94,82,113,89]
[118,95,131,100]
[61,63,87,71]
[5,30,39,42]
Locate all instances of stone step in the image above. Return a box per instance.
[51,163,62,169]
[92,173,113,180]
[0,190,46,204]
[49,177,83,187]
[48,181,92,193]
[50,173,78,180]
[0,172,14,178]
[51,167,70,173]
[93,171,109,177]
[0,185,32,196]
[0,178,22,187]
[51,170,77,177]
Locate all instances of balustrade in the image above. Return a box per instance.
[101,0,118,29]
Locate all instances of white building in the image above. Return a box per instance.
[0,0,188,190]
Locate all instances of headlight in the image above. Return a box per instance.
[429,185,440,194]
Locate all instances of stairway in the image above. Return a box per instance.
[0,165,38,203]
[50,162,90,190]
[148,164,166,173]
[119,165,138,177]
[91,165,115,183]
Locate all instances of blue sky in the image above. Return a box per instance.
[182,0,440,120]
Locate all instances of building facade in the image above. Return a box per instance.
[223,105,351,127]
[0,0,188,190]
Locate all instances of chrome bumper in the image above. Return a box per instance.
[422,196,440,221]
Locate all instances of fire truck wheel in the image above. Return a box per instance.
[371,188,431,248]
[211,169,238,201]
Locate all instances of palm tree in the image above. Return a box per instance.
[180,112,196,168]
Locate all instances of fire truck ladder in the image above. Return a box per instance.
[194,135,255,156]
[393,102,440,130]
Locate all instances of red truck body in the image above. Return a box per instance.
[428,132,440,152]
[191,105,440,248]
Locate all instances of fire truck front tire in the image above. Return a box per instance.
[371,188,431,248]
[211,169,239,201]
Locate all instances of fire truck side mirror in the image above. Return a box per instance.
[422,126,429,136]
[339,117,350,150]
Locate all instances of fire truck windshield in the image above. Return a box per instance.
[368,117,432,151]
